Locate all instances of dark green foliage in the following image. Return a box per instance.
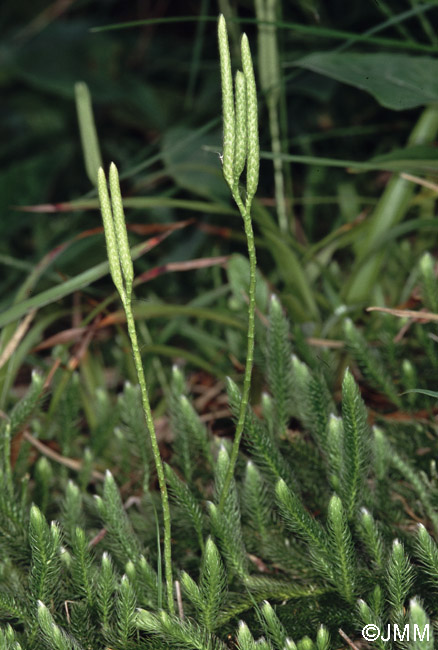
[33,457,52,515]
[227,378,296,489]
[89,388,121,458]
[210,445,248,580]
[325,416,343,492]
[94,470,141,564]
[134,555,159,609]
[169,375,214,480]
[29,505,62,604]
[181,537,227,632]
[0,592,28,625]
[165,463,205,551]
[0,623,25,650]
[6,1,438,648]
[266,295,293,437]
[118,382,153,486]
[168,366,213,482]
[4,297,438,649]
[305,372,334,453]
[0,424,29,566]
[343,319,401,408]
[288,355,334,454]
[385,440,438,535]
[290,355,313,427]
[242,460,271,538]
[8,372,44,437]
[275,479,329,558]
[54,373,81,458]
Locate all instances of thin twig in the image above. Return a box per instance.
[194,381,225,411]
[400,172,438,193]
[367,306,438,322]
[0,310,36,369]
[175,580,184,620]
[199,408,231,423]
[22,431,105,481]
[338,628,361,650]
[64,600,74,625]
[89,528,107,548]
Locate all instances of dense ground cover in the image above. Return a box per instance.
[2,1,438,648]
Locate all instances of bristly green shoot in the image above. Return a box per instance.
[340,368,370,521]
[217,15,259,513]
[415,523,438,589]
[326,494,356,604]
[29,505,62,604]
[387,539,413,624]
[180,536,227,632]
[37,601,73,650]
[357,598,385,650]
[97,165,174,614]
[409,598,434,650]
[357,507,385,570]
[260,600,288,648]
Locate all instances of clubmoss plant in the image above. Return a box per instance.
[4,272,438,648]
[217,14,259,512]
[97,163,174,614]
[7,9,438,650]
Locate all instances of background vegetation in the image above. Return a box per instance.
[2,1,438,648]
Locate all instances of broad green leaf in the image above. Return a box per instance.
[293,53,438,110]
[402,389,438,399]
[370,144,438,174]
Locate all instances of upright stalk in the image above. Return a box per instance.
[97,164,174,615]
[217,17,259,512]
